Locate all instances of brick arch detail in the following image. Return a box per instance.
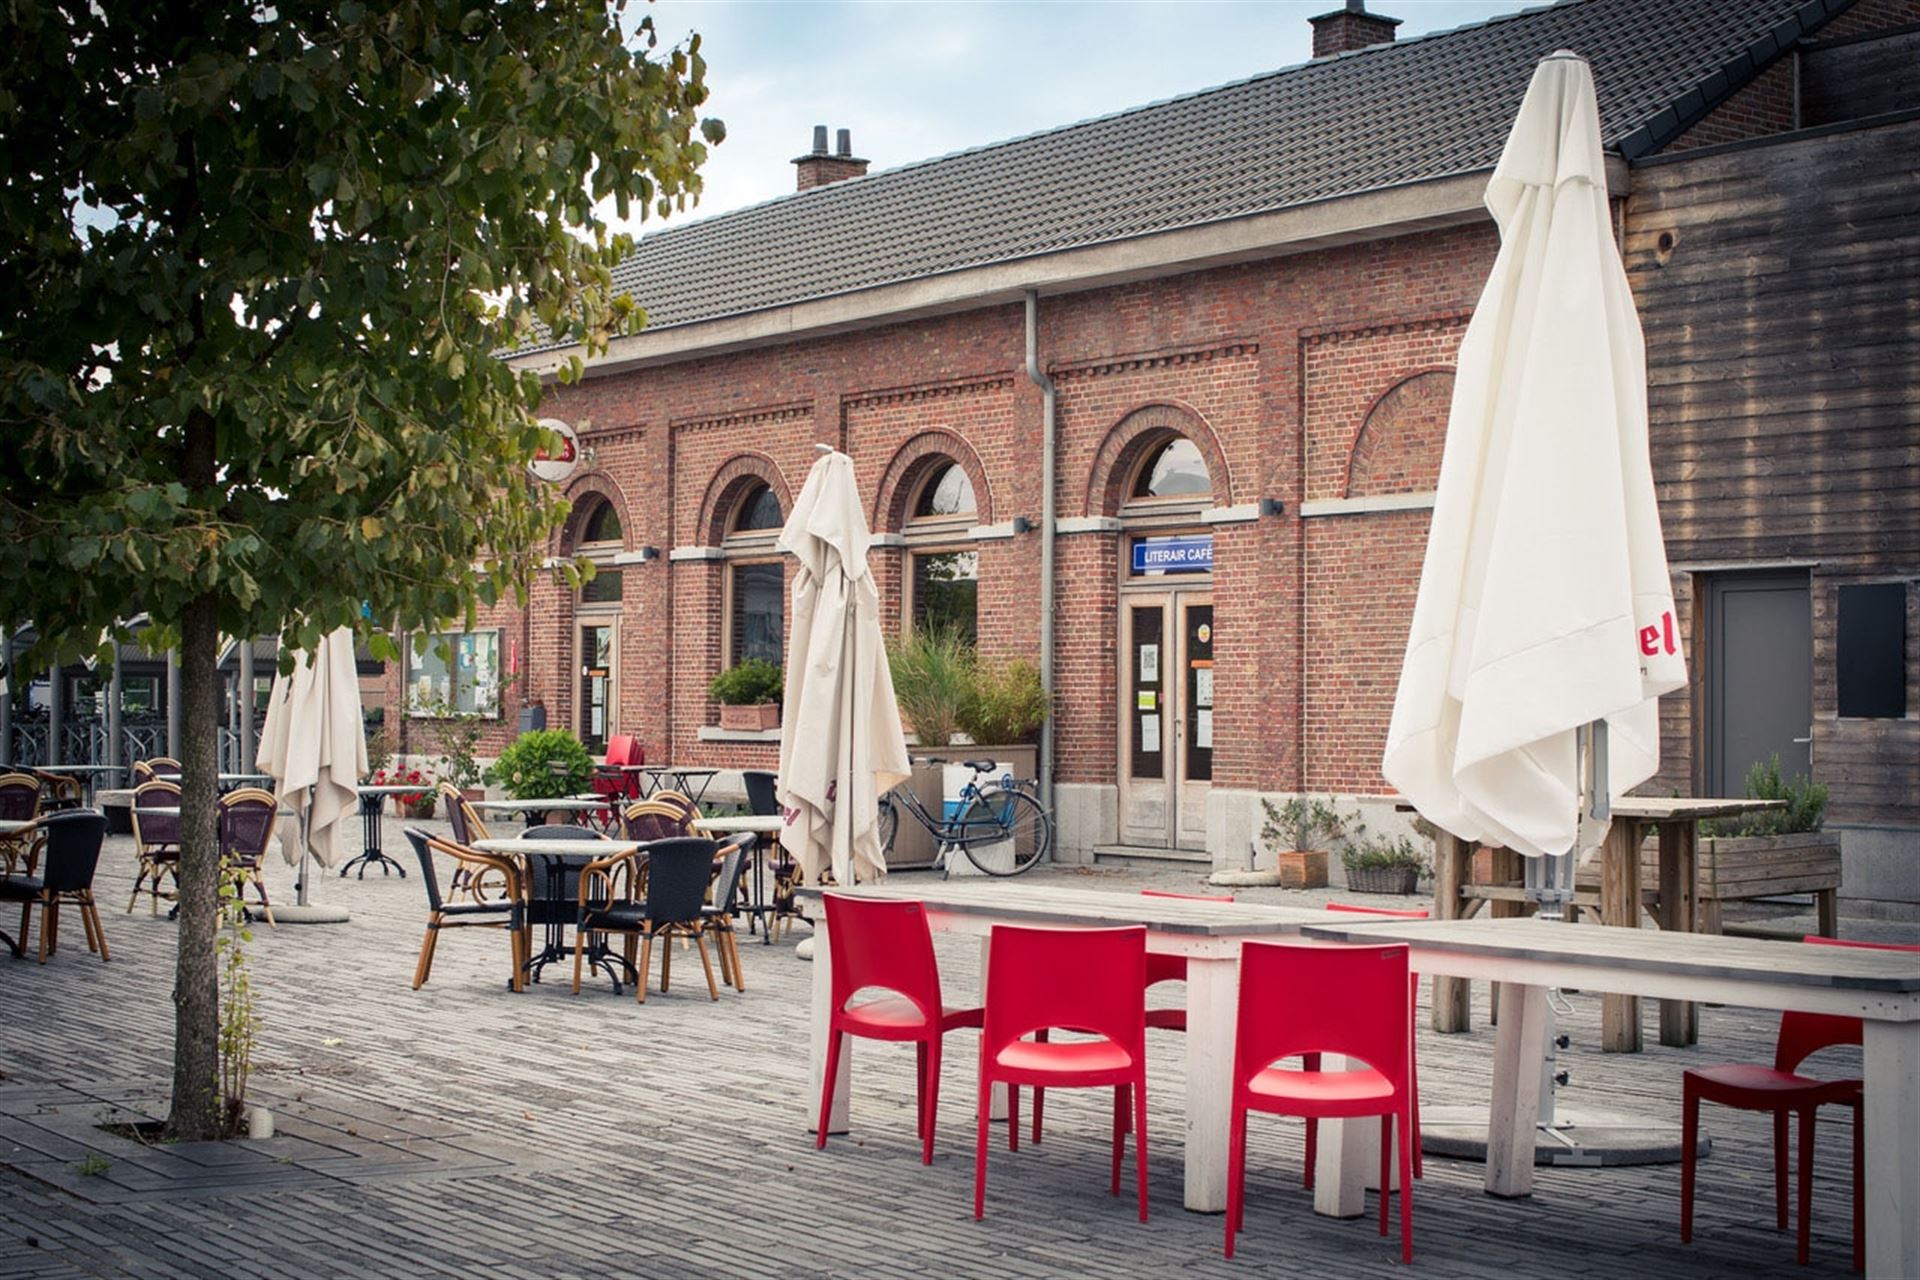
[552,472,635,555]
[697,452,793,546]
[1084,402,1231,518]
[1345,368,1454,499]
[872,429,994,531]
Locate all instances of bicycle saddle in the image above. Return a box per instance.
[963,759,997,772]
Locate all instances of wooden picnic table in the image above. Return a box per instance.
[798,881,1346,1215]
[1422,795,1784,1051]
[1300,915,1920,1276]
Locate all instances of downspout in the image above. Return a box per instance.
[1023,290,1056,813]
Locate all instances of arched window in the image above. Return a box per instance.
[731,483,783,534]
[580,499,623,546]
[724,482,785,669]
[904,460,978,644]
[912,463,976,519]
[1131,436,1211,500]
[573,496,624,606]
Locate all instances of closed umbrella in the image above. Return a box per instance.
[257,627,366,918]
[777,450,912,886]
[1382,51,1686,867]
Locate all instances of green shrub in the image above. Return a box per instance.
[708,658,783,706]
[1260,796,1359,854]
[888,624,975,747]
[958,657,1049,744]
[1700,754,1829,837]
[485,729,595,800]
[1341,831,1430,873]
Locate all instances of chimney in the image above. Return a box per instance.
[793,125,870,191]
[1309,0,1400,58]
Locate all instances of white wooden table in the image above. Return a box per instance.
[797,881,1342,1213]
[1300,916,1920,1275]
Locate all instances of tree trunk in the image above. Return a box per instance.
[167,592,223,1140]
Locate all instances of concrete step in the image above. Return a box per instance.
[1091,843,1210,870]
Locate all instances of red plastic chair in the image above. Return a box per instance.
[976,924,1149,1223]
[1028,889,1232,1144]
[1226,940,1415,1263]
[590,735,644,826]
[1681,935,1920,1271]
[815,894,982,1165]
[1301,901,1430,1184]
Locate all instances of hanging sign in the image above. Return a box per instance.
[1131,534,1213,574]
[530,418,581,483]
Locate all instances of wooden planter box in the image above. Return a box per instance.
[1346,864,1421,895]
[718,703,780,731]
[1689,832,1842,934]
[1275,849,1327,890]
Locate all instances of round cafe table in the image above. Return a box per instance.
[474,835,643,991]
[343,784,427,879]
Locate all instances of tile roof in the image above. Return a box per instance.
[538,0,1847,355]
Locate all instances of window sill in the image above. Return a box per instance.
[697,726,782,743]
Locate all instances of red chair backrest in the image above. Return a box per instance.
[822,894,945,1026]
[1140,888,1232,986]
[983,924,1146,1054]
[1327,901,1430,919]
[1235,941,1411,1083]
[1775,935,1920,1073]
[605,735,639,768]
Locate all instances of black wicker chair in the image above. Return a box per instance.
[403,828,527,992]
[1,809,108,963]
[572,837,720,1003]
[702,836,752,993]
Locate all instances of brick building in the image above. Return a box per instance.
[391,0,1919,911]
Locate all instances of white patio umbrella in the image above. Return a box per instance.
[777,449,912,887]
[256,627,366,919]
[1382,52,1687,865]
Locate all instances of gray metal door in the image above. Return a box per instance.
[1705,572,1812,795]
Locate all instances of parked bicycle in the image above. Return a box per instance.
[877,757,1052,877]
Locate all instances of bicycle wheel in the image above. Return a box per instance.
[876,795,898,856]
[955,786,1051,876]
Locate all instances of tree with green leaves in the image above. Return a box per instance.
[0,1,721,1139]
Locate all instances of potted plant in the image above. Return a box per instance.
[1342,831,1430,895]
[1258,796,1357,890]
[887,624,975,748]
[417,691,488,802]
[485,729,596,800]
[709,658,783,731]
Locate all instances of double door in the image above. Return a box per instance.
[1119,592,1214,850]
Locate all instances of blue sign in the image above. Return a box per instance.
[1131,535,1213,574]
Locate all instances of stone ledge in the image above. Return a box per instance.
[696,726,781,743]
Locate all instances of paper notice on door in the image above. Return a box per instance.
[1141,714,1161,753]
[1194,668,1214,708]
[1137,690,1156,711]
[1139,645,1159,683]
[1195,709,1213,749]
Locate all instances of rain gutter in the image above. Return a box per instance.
[1023,289,1056,813]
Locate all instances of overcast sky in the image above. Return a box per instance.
[620,0,1538,234]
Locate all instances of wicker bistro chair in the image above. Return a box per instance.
[646,790,702,828]
[572,837,721,1003]
[0,809,110,963]
[622,799,693,843]
[131,757,182,783]
[741,770,803,942]
[128,780,183,914]
[217,788,277,927]
[701,835,753,993]
[27,769,84,812]
[402,828,529,992]
[0,772,44,875]
[439,783,508,901]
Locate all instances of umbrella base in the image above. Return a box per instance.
[1419,1103,1697,1167]
[794,937,815,961]
[255,903,350,925]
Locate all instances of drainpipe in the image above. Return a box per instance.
[1023,290,1056,813]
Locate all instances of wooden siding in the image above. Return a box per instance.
[1626,115,1920,827]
